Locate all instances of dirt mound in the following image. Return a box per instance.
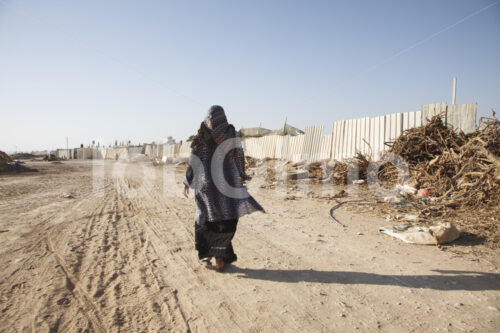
[0,150,37,173]
[0,150,13,163]
[0,150,13,172]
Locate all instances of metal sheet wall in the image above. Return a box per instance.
[447,103,477,134]
[422,102,447,124]
[178,142,192,158]
[287,135,305,162]
[301,126,324,161]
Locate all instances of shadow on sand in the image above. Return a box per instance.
[226,267,500,291]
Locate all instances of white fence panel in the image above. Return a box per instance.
[302,126,323,161]
[368,118,376,160]
[343,119,353,158]
[358,117,370,156]
[243,137,267,159]
[375,115,385,160]
[319,133,333,160]
[415,110,422,127]
[385,114,392,143]
[340,120,349,159]
[403,112,410,132]
[331,120,345,160]
[274,136,286,160]
[163,144,177,159]
[288,135,305,162]
[265,135,279,158]
[422,102,446,124]
[178,142,191,158]
[447,103,476,134]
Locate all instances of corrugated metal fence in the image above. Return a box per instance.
[243,102,476,162]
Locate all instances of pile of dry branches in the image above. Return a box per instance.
[245,156,257,169]
[331,153,370,185]
[305,162,324,181]
[386,114,500,245]
[389,115,466,164]
[387,114,499,207]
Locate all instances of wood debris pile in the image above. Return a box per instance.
[387,114,500,245]
[390,115,465,164]
[245,156,257,169]
[331,153,370,185]
[387,114,500,207]
[305,162,325,181]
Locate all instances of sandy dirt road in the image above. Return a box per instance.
[0,160,499,332]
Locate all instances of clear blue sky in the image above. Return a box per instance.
[1,0,499,152]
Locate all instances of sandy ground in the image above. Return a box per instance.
[0,160,499,332]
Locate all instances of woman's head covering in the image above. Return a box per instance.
[202,105,236,145]
[191,105,234,148]
[204,105,227,131]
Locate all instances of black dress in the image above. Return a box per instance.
[194,219,238,264]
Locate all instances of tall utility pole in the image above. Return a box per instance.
[452,77,457,105]
[66,136,69,149]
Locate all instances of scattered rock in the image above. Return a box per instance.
[56,297,70,305]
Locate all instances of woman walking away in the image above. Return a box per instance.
[183,105,264,271]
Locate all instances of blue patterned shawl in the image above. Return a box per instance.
[184,106,264,224]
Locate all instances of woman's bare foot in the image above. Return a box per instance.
[215,257,224,271]
[199,257,212,267]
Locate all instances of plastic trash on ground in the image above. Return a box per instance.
[379,222,460,245]
[383,196,405,203]
[396,184,417,195]
[417,188,430,198]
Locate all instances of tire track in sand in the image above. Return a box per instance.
[115,178,192,332]
[46,234,106,333]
